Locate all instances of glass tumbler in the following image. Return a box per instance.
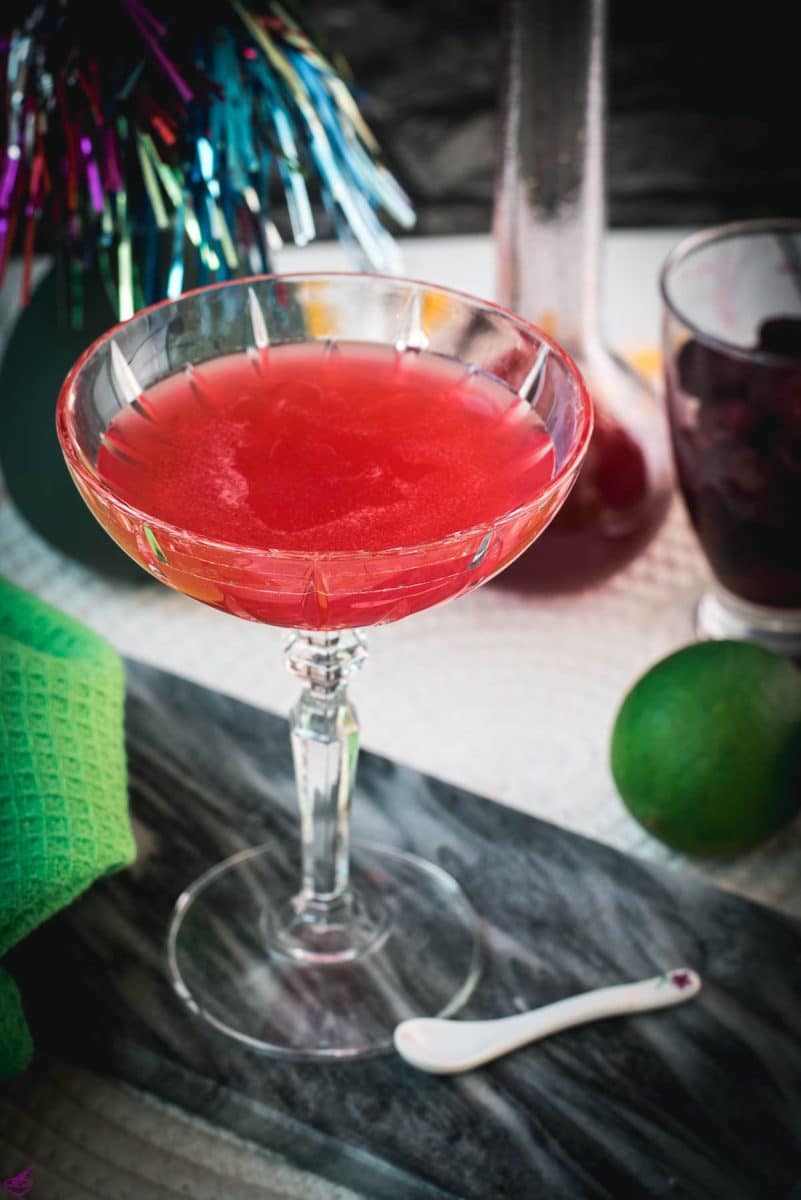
[661,219,801,655]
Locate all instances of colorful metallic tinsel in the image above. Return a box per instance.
[0,1,415,324]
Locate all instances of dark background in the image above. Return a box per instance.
[308,0,801,233]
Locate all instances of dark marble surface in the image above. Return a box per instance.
[8,660,801,1199]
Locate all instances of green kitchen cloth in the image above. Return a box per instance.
[0,577,135,1080]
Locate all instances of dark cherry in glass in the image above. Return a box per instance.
[669,321,801,608]
[662,219,801,654]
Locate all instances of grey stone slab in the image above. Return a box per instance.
[7,659,801,1199]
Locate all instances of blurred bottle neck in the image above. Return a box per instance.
[494,0,606,360]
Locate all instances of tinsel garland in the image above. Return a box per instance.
[0,0,414,324]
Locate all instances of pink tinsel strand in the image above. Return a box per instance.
[80,135,106,213]
[121,0,194,103]
[0,149,21,212]
[124,0,169,40]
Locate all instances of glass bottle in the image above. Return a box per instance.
[493,0,672,592]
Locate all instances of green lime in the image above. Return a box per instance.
[610,640,801,855]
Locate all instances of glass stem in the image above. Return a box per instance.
[285,630,367,922]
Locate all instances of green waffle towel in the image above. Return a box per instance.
[0,577,135,1080]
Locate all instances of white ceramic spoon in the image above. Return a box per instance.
[394,968,701,1075]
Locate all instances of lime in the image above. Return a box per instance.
[611,640,801,855]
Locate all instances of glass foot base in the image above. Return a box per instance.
[697,589,801,658]
[167,844,482,1060]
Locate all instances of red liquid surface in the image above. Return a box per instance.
[93,341,558,627]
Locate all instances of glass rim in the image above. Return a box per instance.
[659,216,801,368]
[56,270,593,564]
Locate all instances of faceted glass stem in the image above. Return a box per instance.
[281,629,368,958]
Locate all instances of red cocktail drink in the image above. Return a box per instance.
[57,274,591,1059]
[91,341,556,628]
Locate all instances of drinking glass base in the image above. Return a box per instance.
[697,589,801,658]
[167,844,482,1060]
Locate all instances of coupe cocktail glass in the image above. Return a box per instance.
[57,273,592,1058]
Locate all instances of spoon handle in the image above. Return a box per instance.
[394,969,701,1074]
[487,970,700,1051]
